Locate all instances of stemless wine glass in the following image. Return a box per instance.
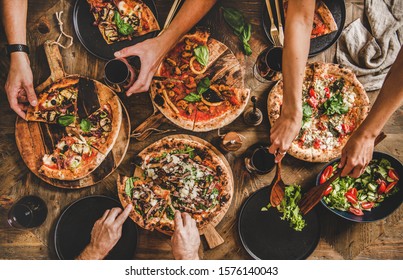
[8,195,48,229]
[253,46,283,83]
[245,146,276,175]
[104,56,140,92]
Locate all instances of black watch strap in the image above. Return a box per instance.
[5,44,30,57]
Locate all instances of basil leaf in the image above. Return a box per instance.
[197,77,210,95]
[302,103,312,119]
[193,45,209,66]
[323,93,349,115]
[80,119,91,132]
[57,115,75,127]
[241,23,252,55]
[184,92,201,103]
[125,177,139,198]
[114,12,134,36]
[222,7,245,34]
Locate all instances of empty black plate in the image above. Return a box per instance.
[319,151,403,222]
[262,0,346,57]
[238,186,320,260]
[54,195,138,260]
[73,0,159,60]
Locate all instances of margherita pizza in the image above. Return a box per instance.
[117,136,233,235]
[87,0,160,44]
[151,29,250,132]
[268,63,370,162]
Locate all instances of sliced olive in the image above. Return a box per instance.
[154,95,165,107]
[201,88,224,106]
[51,157,57,163]
[50,99,57,105]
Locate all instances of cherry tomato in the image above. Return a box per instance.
[345,193,358,204]
[349,207,364,216]
[385,181,397,194]
[324,87,330,98]
[320,165,334,184]
[307,97,318,109]
[309,88,316,98]
[323,185,333,196]
[347,187,358,198]
[378,180,387,194]
[361,202,375,210]
[388,169,400,181]
[313,139,321,149]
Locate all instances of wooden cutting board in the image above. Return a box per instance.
[15,41,130,189]
[133,134,234,249]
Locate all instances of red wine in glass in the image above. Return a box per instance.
[8,196,48,229]
[245,147,275,175]
[104,57,139,91]
[253,46,283,82]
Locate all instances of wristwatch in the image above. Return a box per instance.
[5,44,30,57]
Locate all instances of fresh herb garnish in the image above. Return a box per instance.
[124,177,139,198]
[184,92,202,102]
[302,102,312,127]
[222,7,252,55]
[322,93,349,116]
[80,119,91,132]
[114,12,134,36]
[276,184,306,231]
[57,115,76,127]
[261,203,272,211]
[183,77,210,102]
[165,206,175,220]
[193,45,209,66]
[329,78,345,94]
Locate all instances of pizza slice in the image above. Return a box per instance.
[26,78,79,123]
[117,175,170,230]
[87,0,160,44]
[283,0,338,39]
[39,134,104,180]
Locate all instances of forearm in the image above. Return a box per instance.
[1,0,28,44]
[159,0,217,53]
[281,0,315,117]
[354,48,403,139]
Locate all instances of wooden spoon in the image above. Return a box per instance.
[270,161,287,207]
[299,132,387,215]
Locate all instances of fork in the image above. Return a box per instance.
[265,0,281,46]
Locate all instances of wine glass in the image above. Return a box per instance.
[8,195,48,229]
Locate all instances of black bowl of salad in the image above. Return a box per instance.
[318,151,402,222]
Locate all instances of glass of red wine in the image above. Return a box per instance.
[245,146,276,175]
[7,196,48,229]
[104,57,139,92]
[253,46,283,83]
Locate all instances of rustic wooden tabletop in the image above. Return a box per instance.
[0,0,402,260]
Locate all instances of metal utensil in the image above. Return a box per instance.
[274,0,284,45]
[264,0,281,46]
[299,132,387,215]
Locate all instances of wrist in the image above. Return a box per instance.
[281,106,302,121]
[353,128,378,141]
[10,52,30,64]
[78,244,106,260]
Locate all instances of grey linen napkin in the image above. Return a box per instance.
[336,0,403,91]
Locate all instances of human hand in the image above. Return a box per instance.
[268,114,302,163]
[171,211,200,260]
[77,204,133,260]
[339,132,376,178]
[114,35,171,96]
[5,53,37,119]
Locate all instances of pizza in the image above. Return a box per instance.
[26,77,122,180]
[283,0,338,39]
[152,29,250,132]
[26,77,79,123]
[117,136,233,234]
[87,0,160,44]
[268,63,370,162]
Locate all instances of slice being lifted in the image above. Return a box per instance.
[87,0,160,44]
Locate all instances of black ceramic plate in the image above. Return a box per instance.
[73,0,159,60]
[319,152,403,222]
[238,186,320,260]
[54,195,138,260]
[262,0,346,57]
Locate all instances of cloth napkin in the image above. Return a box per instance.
[336,0,403,91]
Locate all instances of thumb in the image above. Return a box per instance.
[23,83,38,106]
[114,46,139,58]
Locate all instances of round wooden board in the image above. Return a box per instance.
[15,84,131,189]
[132,134,234,236]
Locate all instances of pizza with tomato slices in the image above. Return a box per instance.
[283,0,338,39]
[117,135,233,234]
[87,0,160,44]
[151,28,250,132]
[268,63,369,162]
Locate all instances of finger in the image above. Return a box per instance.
[115,204,133,226]
[268,143,278,155]
[275,152,285,163]
[126,69,153,95]
[341,160,354,177]
[18,103,28,111]
[99,209,111,222]
[181,212,192,227]
[114,46,140,58]
[350,165,364,178]
[174,211,183,231]
[338,150,347,169]
[9,98,26,119]
[17,95,28,103]
[105,207,123,223]
[23,83,38,106]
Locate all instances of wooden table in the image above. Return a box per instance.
[0,0,402,260]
